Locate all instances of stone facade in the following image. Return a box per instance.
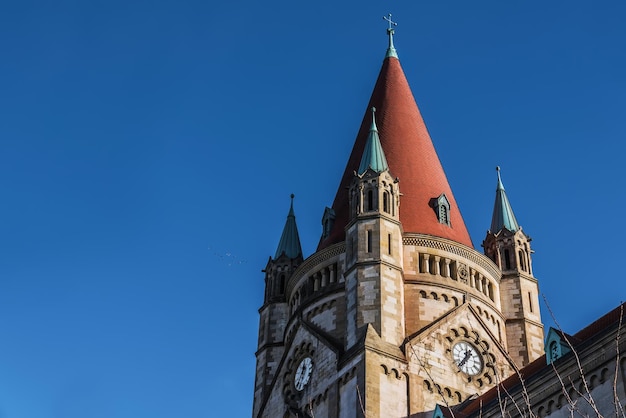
[253,33,546,417]
[444,303,626,417]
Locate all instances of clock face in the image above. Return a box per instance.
[453,341,483,376]
[294,357,313,391]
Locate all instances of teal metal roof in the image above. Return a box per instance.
[358,107,389,175]
[274,194,303,259]
[490,167,520,233]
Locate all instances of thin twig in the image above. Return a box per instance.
[549,361,586,418]
[408,339,456,418]
[356,383,366,418]
[613,304,625,418]
[494,365,507,417]
[543,295,603,417]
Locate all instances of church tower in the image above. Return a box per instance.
[483,167,544,367]
[254,195,303,417]
[344,107,404,349]
[253,18,544,418]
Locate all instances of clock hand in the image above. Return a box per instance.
[457,350,472,367]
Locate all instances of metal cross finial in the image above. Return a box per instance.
[383,13,398,58]
[383,14,397,31]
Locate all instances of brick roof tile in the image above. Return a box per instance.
[318,56,473,250]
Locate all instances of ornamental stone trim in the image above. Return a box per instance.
[403,234,500,281]
[287,242,345,294]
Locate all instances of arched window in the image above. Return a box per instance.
[439,205,448,224]
[434,193,451,226]
[504,249,511,269]
[550,341,559,361]
[367,190,374,211]
[383,191,389,213]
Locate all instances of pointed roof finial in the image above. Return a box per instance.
[490,166,520,233]
[383,13,398,59]
[370,106,377,131]
[289,193,295,214]
[496,166,505,190]
[358,107,389,174]
[275,194,303,259]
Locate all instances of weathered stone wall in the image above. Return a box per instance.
[406,305,515,413]
[500,272,544,366]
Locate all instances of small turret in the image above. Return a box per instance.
[344,107,404,348]
[358,107,389,175]
[265,194,303,303]
[348,107,398,224]
[483,167,544,367]
[274,194,303,260]
[490,166,520,234]
[254,196,304,416]
[483,167,531,274]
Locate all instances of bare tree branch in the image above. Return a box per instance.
[543,295,603,417]
[613,304,625,418]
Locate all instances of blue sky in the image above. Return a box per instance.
[1,1,625,417]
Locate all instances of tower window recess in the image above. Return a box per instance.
[383,191,390,213]
[504,249,511,270]
[367,190,374,211]
[321,207,335,240]
[388,233,392,255]
[519,250,526,272]
[346,237,353,261]
[366,230,372,253]
[433,193,451,226]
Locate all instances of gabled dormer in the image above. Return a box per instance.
[432,404,453,418]
[545,327,573,364]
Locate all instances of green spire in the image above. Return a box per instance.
[383,13,398,59]
[358,107,389,175]
[274,194,303,259]
[490,167,520,233]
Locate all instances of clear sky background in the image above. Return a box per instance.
[1,1,625,417]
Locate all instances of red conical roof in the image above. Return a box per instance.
[318,56,473,250]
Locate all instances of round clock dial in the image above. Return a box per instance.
[294,357,313,391]
[453,341,483,376]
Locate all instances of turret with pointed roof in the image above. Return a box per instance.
[318,23,472,250]
[490,166,520,233]
[344,106,404,347]
[254,196,304,417]
[483,167,531,273]
[483,167,544,367]
[275,194,303,260]
[358,107,388,175]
